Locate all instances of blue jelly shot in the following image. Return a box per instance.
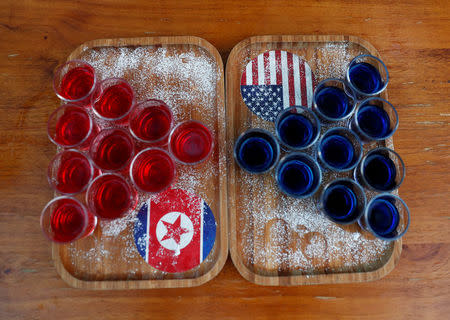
[313,79,356,122]
[275,106,320,150]
[346,54,389,97]
[234,129,279,174]
[320,179,366,225]
[364,194,410,241]
[317,128,362,172]
[276,153,321,198]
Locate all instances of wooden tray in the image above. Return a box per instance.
[52,36,228,289]
[226,35,402,286]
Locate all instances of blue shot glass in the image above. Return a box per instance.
[234,128,280,174]
[276,152,321,199]
[317,127,363,172]
[359,193,410,241]
[351,97,399,142]
[275,106,321,151]
[346,54,389,98]
[355,147,405,192]
[313,78,357,124]
[319,178,366,225]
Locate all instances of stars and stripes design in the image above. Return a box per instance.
[240,50,316,122]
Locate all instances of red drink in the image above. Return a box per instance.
[48,104,95,148]
[86,174,137,220]
[90,128,134,171]
[92,78,135,121]
[169,120,213,164]
[41,197,97,243]
[48,150,95,194]
[129,99,173,143]
[130,148,176,193]
[53,60,96,103]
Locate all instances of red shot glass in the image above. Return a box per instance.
[53,60,96,105]
[47,104,98,149]
[41,196,97,243]
[86,173,137,220]
[130,148,176,194]
[89,128,135,172]
[129,99,173,145]
[168,120,214,165]
[91,78,135,122]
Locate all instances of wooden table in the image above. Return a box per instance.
[1,1,448,319]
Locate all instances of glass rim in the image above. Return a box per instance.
[345,54,389,97]
[363,193,410,241]
[40,196,90,243]
[353,97,399,141]
[47,104,94,148]
[313,78,357,122]
[319,178,367,225]
[89,127,135,172]
[168,119,215,165]
[275,151,322,199]
[357,146,406,192]
[129,99,174,144]
[85,172,137,220]
[47,149,95,195]
[316,127,363,172]
[129,147,176,194]
[274,105,321,150]
[233,128,280,174]
[91,77,136,122]
[53,59,97,103]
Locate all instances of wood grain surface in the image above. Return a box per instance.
[0,0,449,319]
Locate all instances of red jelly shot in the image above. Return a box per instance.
[48,149,95,195]
[41,196,97,243]
[53,60,96,104]
[47,104,97,148]
[129,99,173,144]
[130,148,176,193]
[169,120,214,165]
[91,78,135,122]
[86,174,137,220]
[89,128,135,172]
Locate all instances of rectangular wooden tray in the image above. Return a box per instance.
[226,35,402,286]
[52,36,228,289]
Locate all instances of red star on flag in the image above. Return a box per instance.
[161,215,189,245]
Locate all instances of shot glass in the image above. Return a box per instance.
[47,104,97,149]
[130,148,176,193]
[41,196,97,243]
[359,193,410,241]
[86,173,137,220]
[317,127,363,172]
[276,152,321,198]
[351,97,399,142]
[129,99,173,145]
[48,149,96,195]
[169,120,214,165]
[313,78,357,123]
[91,78,135,122]
[89,128,135,172]
[319,178,366,225]
[346,54,389,98]
[234,128,280,174]
[355,147,405,192]
[53,60,97,105]
[275,106,321,150]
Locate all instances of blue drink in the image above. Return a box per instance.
[346,55,389,97]
[275,106,320,150]
[234,129,279,174]
[320,179,366,224]
[362,194,410,241]
[317,128,362,172]
[276,153,321,198]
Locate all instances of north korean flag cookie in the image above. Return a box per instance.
[240,50,316,122]
[134,188,216,273]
